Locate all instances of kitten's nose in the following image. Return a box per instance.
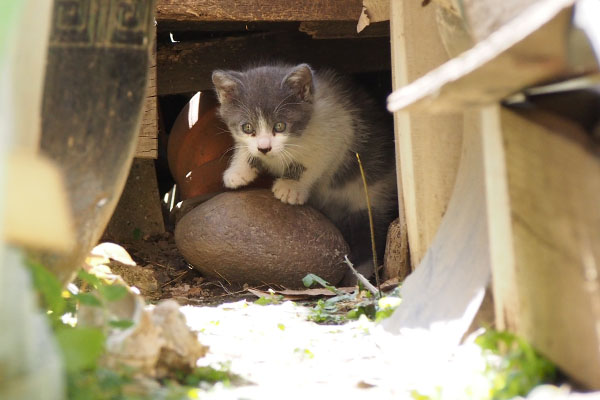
[258,146,272,154]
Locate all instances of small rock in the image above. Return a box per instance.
[174,189,349,288]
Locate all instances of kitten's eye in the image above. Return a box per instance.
[241,123,254,134]
[273,122,287,133]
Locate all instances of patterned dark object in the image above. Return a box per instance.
[37,0,155,283]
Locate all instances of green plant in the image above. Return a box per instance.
[305,276,402,325]
[476,329,558,400]
[302,273,341,294]
[26,260,222,399]
[254,293,284,305]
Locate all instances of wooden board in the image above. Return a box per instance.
[135,60,158,158]
[103,159,165,242]
[387,0,589,114]
[136,27,158,159]
[432,0,541,42]
[390,0,463,267]
[157,33,391,95]
[156,0,363,22]
[299,21,389,39]
[483,106,600,389]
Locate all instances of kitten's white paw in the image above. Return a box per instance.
[272,179,309,205]
[223,167,257,189]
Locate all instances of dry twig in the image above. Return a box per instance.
[343,255,379,296]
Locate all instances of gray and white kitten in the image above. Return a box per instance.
[212,63,397,281]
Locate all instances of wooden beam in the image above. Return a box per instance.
[483,105,600,389]
[157,33,391,95]
[299,21,389,39]
[156,0,363,22]
[135,28,158,158]
[387,0,590,114]
[135,43,158,158]
[104,159,165,242]
[390,0,463,267]
[433,0,541,42]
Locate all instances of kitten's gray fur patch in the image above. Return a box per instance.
[282,162,306,181]
[213,63,398,277]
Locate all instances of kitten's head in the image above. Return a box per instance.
[212,64,315,157]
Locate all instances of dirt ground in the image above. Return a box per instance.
[113,232,259,306]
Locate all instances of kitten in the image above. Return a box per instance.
[212,63,397,283]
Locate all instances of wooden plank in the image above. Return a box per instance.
[432,0,541,42]
[104,159,165,242]
[156,0,363,22]
[387,0,590,114]
[135,63,158,158]
[390,0,463,267]
[299,21,389,39]
[157,33,391,95]
[481,105,520,332]
[136,29,158,159]
[484,105,600,388]
[357,0,390,33]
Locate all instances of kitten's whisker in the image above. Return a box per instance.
[273,93,295,114]
[276,102,303,113]
[219,144,247,162]
[232,99,253,117]
[278,149,291,171]
[284,143,305,158]
[280,149,294,173]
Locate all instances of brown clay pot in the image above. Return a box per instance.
[168,91,234,200]
[168,91,272,200]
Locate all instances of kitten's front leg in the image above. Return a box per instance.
[272,161,313,205]
[223,150,258,189]
[272,179,310,205]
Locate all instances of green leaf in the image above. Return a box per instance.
[255,295,283,306]
[98,284,128,302]
[346,303,376,320]
[108,319,135,330]
[184,366,233,386]
[77,269,102,288]
[302,273,339,294]
[476,329,557,400]
[375,307,396,322]
[26,259,65,317]
[56,326,105,373]
[75,293,102,307]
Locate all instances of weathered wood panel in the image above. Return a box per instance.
[432,0,542,42]
[156,0,363,22]
[135,61,158,158]
[387,1,587,114]
[299,21,389,39]
[484,105,600,388]
[136,26,158,159]
[104,159,165,242]
[390,0,463,267]
[157,33,391,95]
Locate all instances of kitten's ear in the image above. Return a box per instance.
[212,70,241,104]
[283,64,314,103]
